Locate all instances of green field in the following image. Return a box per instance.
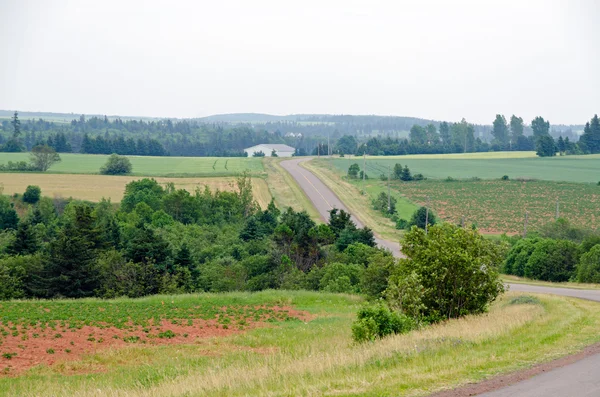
[331,152,600,183]
[0,153,264,177]
[3,291,600,396]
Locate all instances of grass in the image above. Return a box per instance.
[0,153,264,177]
[0,174,273,208]
[303,159,404,241]
[3,290,600,396]
[503,275,600,290]
[263,158,322,222]
[333,152,600,183]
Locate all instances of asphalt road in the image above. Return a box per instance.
[281,157,600,397]
[280,158,401,256]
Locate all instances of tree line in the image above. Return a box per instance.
[0,175,381,299]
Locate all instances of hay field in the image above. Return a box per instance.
[0,174,272,208]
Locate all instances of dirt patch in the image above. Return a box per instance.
[0,305,309,376]
[428,342,600,396]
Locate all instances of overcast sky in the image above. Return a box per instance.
[0,0,598,124]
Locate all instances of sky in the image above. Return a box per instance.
[0,0,598,124]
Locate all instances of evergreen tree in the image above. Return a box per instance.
[42,205,101,298]
[535,135,557,157]
[8,221,39,255]
[557,136,566,155]
[509,115,524,144]
[580,115,600,154]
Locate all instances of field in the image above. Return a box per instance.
[0,174,273,208]
[0,153,264,177]
[2,291,600,396]
[394,179,600,233]
[330,152,600,183]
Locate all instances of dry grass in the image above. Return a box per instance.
[303,159,402,241]
[263,158,321,221]
[1,173,272,208]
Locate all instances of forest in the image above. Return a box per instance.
[0,175,380,299]
[0,111,592,157]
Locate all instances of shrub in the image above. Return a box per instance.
[348,163,360,178]
[319,262,363,293]
[503,238,541,277]
[100,154,132,175]
[360,253,395,299]
[397,223,504,322]
[351,304,416,343]
[23,185,41,204]
[413,173,425,181]
[524,239,579,282]
[395,218,409,230]
[501,175,509,180]
[538,218,592,243]
[576,245,600,283]
[408,207,436,230]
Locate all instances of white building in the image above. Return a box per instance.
[244,144,295,157]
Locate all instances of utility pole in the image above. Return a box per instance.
[556,199,560,220]
[327,131,330,158]
[523,211,528,238]
[387,165,391,213]
[461,215,465,228]
[317,143,320,158]
[362,153,366,185]
[425,196,430,235]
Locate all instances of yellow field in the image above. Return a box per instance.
[0,174,272,208]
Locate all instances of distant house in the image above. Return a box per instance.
[244,144,295,157]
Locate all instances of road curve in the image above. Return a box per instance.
[280,157,600,397]
[280,158,401,256]
[476,284,600,397]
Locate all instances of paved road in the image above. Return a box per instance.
[280,158,401,256]
[280,157,600,397]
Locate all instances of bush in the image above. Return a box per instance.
[100,154,133,175]
[408,207,436,230]
[319,262,363,293]
[576,245,600,283]
[501,175,509,180]
[395,218,409,230]
[524,239,579,282]
[360,252,395,299]
[351,303,416,343]
[538,218,592,243]
[23,185,41,204]
[397,223,504,322]
[503,238,541,277]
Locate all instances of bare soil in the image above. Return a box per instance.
[0,306,309,376]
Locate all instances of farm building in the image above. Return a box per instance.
[244,144,295,157]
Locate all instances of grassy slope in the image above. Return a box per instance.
[302,159,404,242]
[0,153,264,177]
[263,157,322,222]
[3,291,600,396]
[335,152,600,183]
[0,174,272,207]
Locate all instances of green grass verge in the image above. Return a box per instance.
[3,291,600,396]
[302,159,404,242]
[503,275,600,290]
[0,153,264,177]
[263,158,322,222]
